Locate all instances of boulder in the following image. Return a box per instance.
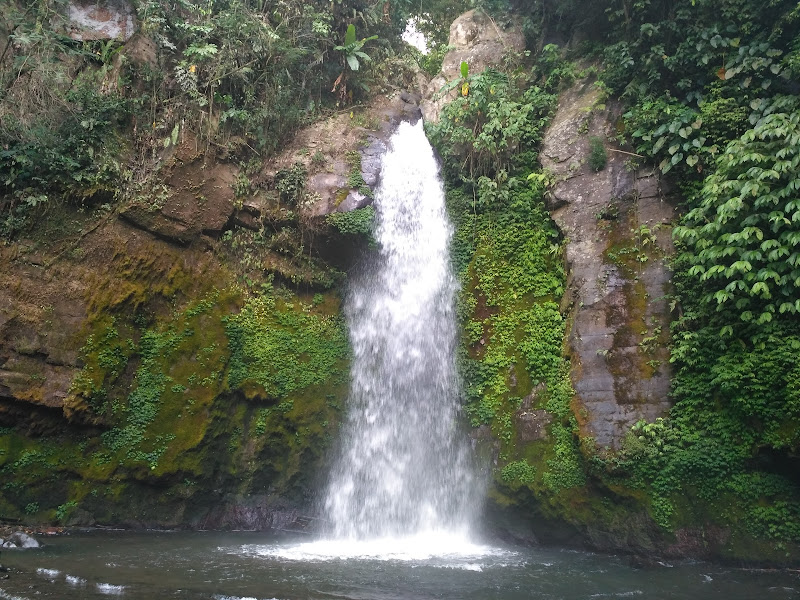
[120,134,238,244]
[261,91,425,219]
[421,9,526,124]
[2,532,40,549]
[67,0,136,41]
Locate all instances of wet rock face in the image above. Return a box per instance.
[541,79,677,449]
[0,258,86,422]
[421,9,525,124]
[263,91,424,219]
[514,384,553,442]
[67,0,136,41]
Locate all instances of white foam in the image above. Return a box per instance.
[96,582,125,595]
[66,574,87,585]
[36,568,60,579]
[0,588,30,600]
[431,562,484,572]
[234,532,514,564]
[213,597,284,600]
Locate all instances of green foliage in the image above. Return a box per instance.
[225,294,348,399]
[542,422,586,492]
[1,82,130,236]
[432,57,586,507]
[427,65,556,179]
[100,326,183,467]
[55,500,77,523]
[335,24,378,72]
[326,206,375,236]
[532,44,578,92]
[451,176,565,430]
[587,136,607,172]
[345,150,373,198]
[673,95,800,323]
[555,0,800,548]
[274,163,307,207]
[70,319,136,417]
[501,460,536,485]
[0,2,140,236]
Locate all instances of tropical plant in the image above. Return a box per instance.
[331,23,378,103]
[335,24,378,72]
[673,94,800,325]
[427,67,556,179]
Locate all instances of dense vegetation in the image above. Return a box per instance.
[427,0,800,559]
[0,0,384,524]
[2,0,800,561]
[427,45,593,529]
[0,0,457,237]
[0,0,484,528]
[588,0,800,556]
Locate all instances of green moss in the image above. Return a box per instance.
[225,293,348,399]
[600,203,667,398]
[345,150,373,199]
[2,266,348,522]
[326,206,375,236]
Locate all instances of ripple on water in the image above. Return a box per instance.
[0,588,30,600]
[36,568,60,579]
[96,583,125,595]
[65,574,87,586]
[212,597,287,600]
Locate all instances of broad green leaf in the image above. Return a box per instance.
[344,24,356,47]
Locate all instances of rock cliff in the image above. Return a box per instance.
[541,79,676,449]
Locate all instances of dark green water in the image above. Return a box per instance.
[0,531,797,599]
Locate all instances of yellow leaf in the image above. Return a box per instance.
[461,82,469,97]
[189,64,196,73]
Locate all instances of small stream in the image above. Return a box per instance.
[2,530,798,600]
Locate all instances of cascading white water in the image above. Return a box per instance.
[254,120,492,562]
[322,120,481,546]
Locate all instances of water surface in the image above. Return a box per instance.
[1,530,797,600]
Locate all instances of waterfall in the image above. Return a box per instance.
[323,120,480,543]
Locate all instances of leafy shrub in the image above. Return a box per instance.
[326,206,375,236]
[274,163,307,207]
[588,136,607,171]
[1,83,131,236]
[427,67,556,179]
[225,295,348,398]
[673,95,800,324]
[501,460,536,485]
